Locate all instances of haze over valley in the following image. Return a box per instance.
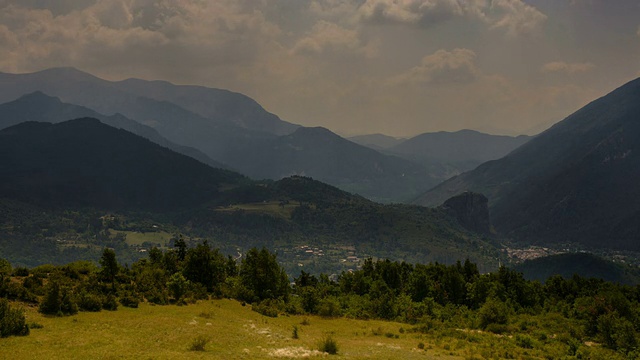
[2,1,640,358]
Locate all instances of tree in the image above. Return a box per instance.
[239,248,289,303]
[182,241,226,293]
[99,248,119,291]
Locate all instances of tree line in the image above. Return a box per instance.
[1,243,639,355]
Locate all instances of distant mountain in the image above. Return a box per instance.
[415,77,640,250]
[348,133,406,150]
[352,130,531,182]
[0,68,437,202]
[0,92,227,169]
[0,67,298,136]
[390,130,531,166]
[515,253,640,285]
[228,126,440,202]
[0,118,245,211]
[0,119,502,269]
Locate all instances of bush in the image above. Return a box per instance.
[102,294,118,311]
[189,335,209,351]
[252,299,283,318]
[318,336,338,355]
[292,325,299,339]
[119,292,140,308]
[0,299,29,337]
[39,280,78,316]
[515,334,534,349]
[418,342,425,350]
[478,298,510,329]
[78,292,103,312]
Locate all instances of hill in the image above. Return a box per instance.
[348,133,406,150]
[0,118,244,211]
[228,126,440,202]
[515,253,640,285]
[415,77,640,250]
[389,130,531,171]
[0,68,436,202]
[0,92,227,169]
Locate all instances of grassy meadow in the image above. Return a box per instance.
[1,299,461,359]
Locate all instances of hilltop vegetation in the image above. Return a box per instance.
[1,248,640,359]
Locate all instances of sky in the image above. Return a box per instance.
[0,0,639,137]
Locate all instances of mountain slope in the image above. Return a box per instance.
[415,77,640,250]
[390,130,531,165]
[0,67,298,136]
[348,133,406,150]
[0,92,227,169]
[515,253,640,285]
[0,68,436,202]
[229,127,440,202]
[0,118,245,211]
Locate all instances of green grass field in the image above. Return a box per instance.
[2,299,461,359]
[113,230,172,247]
[215,202,299,219]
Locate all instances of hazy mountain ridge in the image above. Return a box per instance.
[0,68,438,203]
[0,118,245,211]
[415,77,640,250]
[0,118,500,269]
[0,91,227,170]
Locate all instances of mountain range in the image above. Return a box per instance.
[415,77,640,251]
[351,130,532,178]
[0,68,447,202]
[0,118,500,269]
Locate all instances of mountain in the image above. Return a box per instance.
[515,253,640,285]
[227,126,441,202]
[390,130,531,167]
[0,67,298,136]
[352,130,531,184]
[0,118,501,269]
[348,133,406,150]
[415,77,640,250]
[0,68,436,202]
[0,92,227,169]
[0,118,245,211]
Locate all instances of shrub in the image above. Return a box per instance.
[515,334,534,349]
[77,292,103,312]
[102,294,118,311]
[189,335,209,351]
[252,299,283,318]
[318,336,338,355]
[39,280,78,316]
[418,342,425,350]
[317,297,342,318]
[0,299,29,337]
[292,325,299,339]
[478,298,510,329]
[119,292,139,308]
[29,322,44,329]
[301,318,311,326]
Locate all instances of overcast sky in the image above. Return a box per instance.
[1,0,639,136]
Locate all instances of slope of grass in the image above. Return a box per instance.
[1,299,458,359]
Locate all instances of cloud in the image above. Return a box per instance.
[541,61,595,74]
[489,0,547,37]
[357,0,546,36]
[292,20,377,57]
[391,48,481,86]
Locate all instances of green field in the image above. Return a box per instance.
[215,201,299,219]
[113,230,173,247]
[2,300,461,359]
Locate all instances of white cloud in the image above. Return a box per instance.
[391,48,480,86]
[357,0,546,37]
[489,0,547,37]
[292,20,377,57]
[541,61,595,74]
